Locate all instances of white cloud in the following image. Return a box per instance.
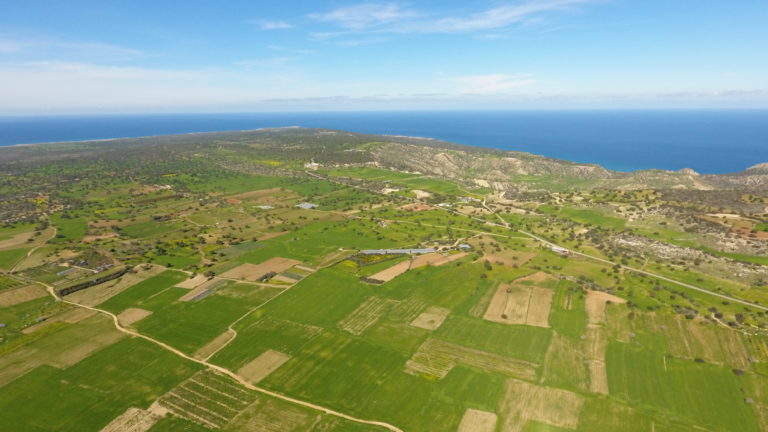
[427,0,593,32]
[234,57,294,68]
[255,20,293,30]
[452,73,538,93]
[0,35,144,59]
[308,0,596,36]
[309,3,419,30]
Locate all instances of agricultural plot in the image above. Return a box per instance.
[157,370,257,429]
[221,257,302,282]
[0,284,48,307]
[237,349,291,385]
[0,315,124,387]
[263,267,374,328]
[483,283,553,328]
[643,313,751,369]
[98,270,188,313]
[0,336,201,431]
[134,290,258,354]
[436,315,552,364]
[0,247,29,270]
[21,307,96,334]
[582,290,627,395]
[606,342,761,431]
[404,338,538,381]
[410,306,450,331]
[410,252,468,269]
[65,264,166,306]
[367,260,412,283]
[541,332,589,393]
[499,379,584,432]
[5,133,768,432]
[339,296,398,335]
[210,316,324,370]
[117,308,153,326]
[99,405,167,432]
[457,409,497,432]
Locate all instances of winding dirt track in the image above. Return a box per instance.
[39,282,404,432]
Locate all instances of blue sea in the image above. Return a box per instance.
[1,110,767,174]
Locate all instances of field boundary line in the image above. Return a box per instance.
[31,280,405,432]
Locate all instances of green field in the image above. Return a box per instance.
[1,128,767,432]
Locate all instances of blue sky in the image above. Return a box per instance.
[1,0,766,113]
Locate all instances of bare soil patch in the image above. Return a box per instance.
[368,259,412,283]
[0,284,47,307]
[117,308,153,326]
[412,189,432,199]
[458,409,497,432]
[410,306,450,331]
[83,233,119,243]
[456,206,491,216]
[238,350,291,385]
[585,290,626,325]
[516,271,555,284]
[500,379,584,432]
[484,284,553,328]
[526,287,554,327]
[412,252,467,269]
[221,257,301,282]
[99,406,164,432]
[0,231,34,250]
[193,331,235,360]
[175,274,209,289]
[399,202,432,212]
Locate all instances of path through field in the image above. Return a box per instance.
[36,280,405,432]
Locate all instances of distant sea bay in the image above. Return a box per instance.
[1,110,767,174]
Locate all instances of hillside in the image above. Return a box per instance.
[1,128,765,195]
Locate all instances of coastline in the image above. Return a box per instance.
[1,110,766,174]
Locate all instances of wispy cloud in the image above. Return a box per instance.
[308,0,597,37]
[452,73,538,93]
[254,20,293,30]
[309,3,420,30]
[426,0,593,32]
[0,35,144,59]
[234,57,294,68]
[267,44,315,55]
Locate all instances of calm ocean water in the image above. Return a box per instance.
[1,110,766,174]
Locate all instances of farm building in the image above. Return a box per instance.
[360,248,436,255]
[295,202,319,209]
[550,245,570,255]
